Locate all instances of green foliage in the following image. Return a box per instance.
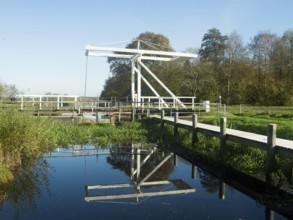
[0,164,14,184]
[100,29,293,105]
[0,111,55,167]
[50,121,148,147]
[199,28,228,66]
[0,110,56,186]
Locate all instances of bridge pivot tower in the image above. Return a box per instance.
[85,44,197,108]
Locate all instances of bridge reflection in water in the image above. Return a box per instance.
[84,145,195,203]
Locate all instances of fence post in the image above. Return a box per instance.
[192,114,198,145]
[20,96,24,110]
[174,112,178,135]
[266,124,277,183]
[118,107,122,123]
[220,117,227,151]
[132,108,136,122]
[147,108,150,118]
[160,110,165,128]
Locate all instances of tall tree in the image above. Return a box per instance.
[199,28,228,66]
[223,31,248,104]
[282,29,293,76]
[198,28,228,100]
[249,31,279,84]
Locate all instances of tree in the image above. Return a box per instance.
[0,82,19,100]
[101,32,174,98]
[249,31,279,84]
[222,31,248,104]
[198,28,228,99]
[199,28,228,66]
[0,82,5,100]
[282,29,293,76]
[5,84,19,98]
[182,61,218,101]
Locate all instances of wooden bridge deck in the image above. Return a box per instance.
[151,115,293,155]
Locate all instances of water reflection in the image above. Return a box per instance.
[0,159,50,218]
[0,144,290,219]
[85,144,195,203]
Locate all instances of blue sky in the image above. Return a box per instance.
[0,0,292,96]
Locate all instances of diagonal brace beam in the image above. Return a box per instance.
[138,60,186,108]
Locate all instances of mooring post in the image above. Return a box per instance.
[265,207,275,220]
[219,180,226,200]
[192,114,198,145]
[191,164,197,179]
[174,112,179,136]
[161,110,165,128]
[173,154,178,166]
[266,124,277,183]
[220,117,227,151]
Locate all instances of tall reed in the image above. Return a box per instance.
[0,110,54,170]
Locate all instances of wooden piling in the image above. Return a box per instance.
[220,117,227,151]
[173,154,178,166]
[219,181,226,200]
[266,124,277,183]
[192,114,198,145]
[191,165,197,179]
[174,112,178,136]
[161,110,165,128]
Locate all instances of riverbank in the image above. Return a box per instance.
[0,111,147,184]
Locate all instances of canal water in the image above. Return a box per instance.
[0,144,287,220]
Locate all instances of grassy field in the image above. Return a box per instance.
[194,105,293,140]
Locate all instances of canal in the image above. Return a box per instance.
[0,144,288,219]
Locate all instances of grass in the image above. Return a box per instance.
[198,110,293,140]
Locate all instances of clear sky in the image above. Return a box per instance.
[0,0,292,96]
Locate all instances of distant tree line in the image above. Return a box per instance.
[101,29,293,106]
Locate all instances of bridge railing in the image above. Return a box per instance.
[6,95,226,116]
[139,96,196,110]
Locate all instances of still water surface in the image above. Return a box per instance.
[0,144,287,220]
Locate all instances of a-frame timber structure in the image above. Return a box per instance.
[85,43,197,109]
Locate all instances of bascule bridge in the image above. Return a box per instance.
[85,42,198,110]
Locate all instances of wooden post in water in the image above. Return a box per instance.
[265,207,275,220]
[191,165,197,179]
[266,124,277,183]
[174,112,178,136]
[173,154,178,166]
[161,110,165,128]
[220,117,227,151]
[219,180,226,200]
[192,114,198,145]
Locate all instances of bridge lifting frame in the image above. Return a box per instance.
[85,44,197,109]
